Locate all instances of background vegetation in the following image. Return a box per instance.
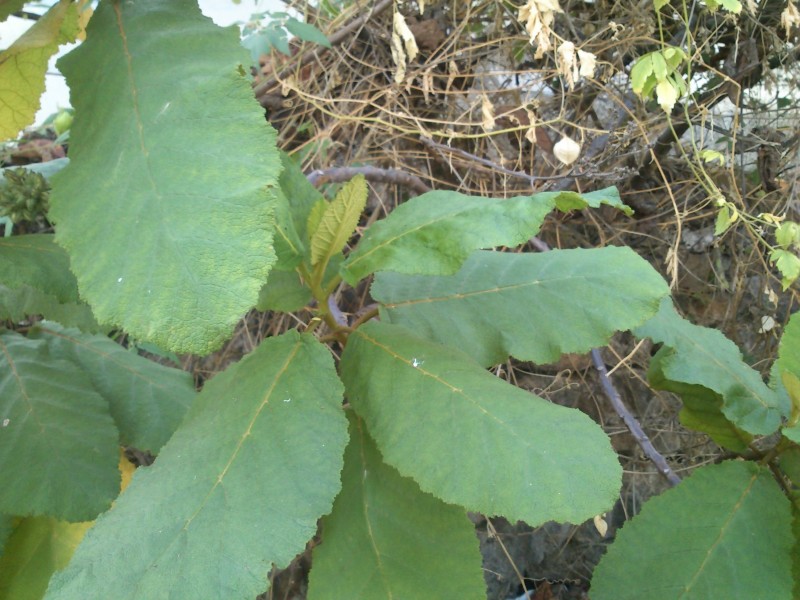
[2,0,800,598]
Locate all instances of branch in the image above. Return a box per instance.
[253,0,394,106]
[591,349,682,487]
[307,165,431,195]
[420,136,574,184]
[533,238,681,487]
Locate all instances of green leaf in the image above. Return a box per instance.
[263,22,290,56]
[792,491,800,600]
[306,197,328,243]
[241,31,272,64]
[775,222,800,248]
[272,184,307,270]
[779,447,800,484]
[279,152,323,246]
[50,0,281,355]
[310,175,367,267]
[591,461,793,600]
[648,353,752,452]
[374,247,669,367]
[0,231,100,331]
[341,189,559,286]
[0,517,91,600]
[706,0,742,13]
[654,0,671,9]
[776,313,800,440]
[27,322,195,453]
[0,284,101,332]
[770,249,800,290]
[0,330,119,521]
[0,235,79,305]
[551,186,633,216]
[256,268,311,312]
[635,298,787,435]
[630,54,654,94]
[340,321,621,525]
[651,52,668,82]
[0,515,11,557]
[0,1,27,22]
[45,331,348,600]
[285,17,331,48]
[0,1,79,140]
[308,413,485,600]
[714,204,733,235]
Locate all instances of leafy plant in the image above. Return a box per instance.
[241,10,331,63]
[0,1,798,599]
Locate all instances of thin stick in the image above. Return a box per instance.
[533,238,681,487]
[307,165,431,195]
[591,349,681,486]
[420,136,573,184]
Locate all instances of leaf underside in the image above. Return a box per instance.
[308,413,485,600]
[50,0,281,354]
[45,331,348,600]
[591,461,793,600]
[340,321,621,526]
[374,247,669,366]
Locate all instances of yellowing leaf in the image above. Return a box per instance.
[0,517,92,599]
[306,198,328,243]
[656,79,678,112]
[310,175,367,267]
[0,0,79,140]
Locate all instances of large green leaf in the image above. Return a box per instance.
[635,298,787,435]
[0,234,99,329]
[648,353,753,452]
[776,313,800,442]
[340,321,621,525]
[272,184,307,270]
[340,187,630,286]
[45,331,348,600]
[0,517,91,600]
[591,461,793,599]
[0,284,100,332]
[308,413,485,600]
[778,312,800,378]
[310,174,367,267]
[50,0,280,355]
[0,330,119,521]
[340,190,555,285]
[27,322,195,453]
[256,268,311,312]
[374,247,669,366]
[0,235,79,304]
[0,1,79,140]
[0,515,11,557]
